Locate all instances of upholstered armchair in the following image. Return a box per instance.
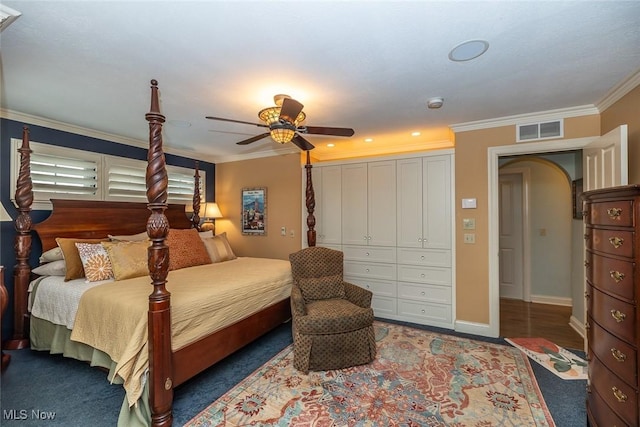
[288,247,377,373]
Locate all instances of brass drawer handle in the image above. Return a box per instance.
[584,260,590,268]
[609,236,624,249]
[611,309,626,323]
[611,348,627,362]
[612,386,628,403]
[610,270,625,283]
[607,207,623,219]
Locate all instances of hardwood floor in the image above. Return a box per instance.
[500,298,584,350]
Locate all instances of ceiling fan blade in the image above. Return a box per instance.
[206,116,268,128]
[291,134,315,151]
[301,126,355,137]
[279,98,304,124]
[236,132,270,145]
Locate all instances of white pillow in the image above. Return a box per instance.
[39,247,64,263]
[32,260,67,277]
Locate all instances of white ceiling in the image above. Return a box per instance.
[2,1,640,163]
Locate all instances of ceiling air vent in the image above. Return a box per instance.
[516,119,563,142]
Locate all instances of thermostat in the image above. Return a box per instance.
[461,198,477,209]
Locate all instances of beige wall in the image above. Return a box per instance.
[214,153,303,260]
[454,115,600,324]
[601,84,640,184]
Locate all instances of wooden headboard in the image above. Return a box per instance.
[33,200,193,251]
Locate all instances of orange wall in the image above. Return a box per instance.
[214,153,303,260]
[453,115,600,323]
[601,84,640,184]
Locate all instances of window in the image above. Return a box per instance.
[10,139,204,210]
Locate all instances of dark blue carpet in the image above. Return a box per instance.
[1,320,585,426]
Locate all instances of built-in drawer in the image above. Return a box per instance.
[344,261,396,281]
[588,386,630,427]
[589,320,638,388]
[589,355,638,426]
[397,248,451,268]
[345,276,397,298]
[397,300,452,325]
[590,252,636,302]
[589,228,635,259]
[342,245,396,263]
[591,287,636,345]
[371,295,397,317]
[589,200,635,227]
[397,265,451,286]
[397,282,451,305]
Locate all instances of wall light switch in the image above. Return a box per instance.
[463,233,476,244]
[462,198,477,209]
[281,226,286,236]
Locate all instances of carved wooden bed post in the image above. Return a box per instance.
[191,161,201,230]
[145,80,173,427]
[7,126,33,349]
[305,150,316,247]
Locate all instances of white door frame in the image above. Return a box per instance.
[498,167,532,302]
[487,137,595,337]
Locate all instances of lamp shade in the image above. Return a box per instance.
[203,202,223,219]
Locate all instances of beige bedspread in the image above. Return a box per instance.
[70,257,292,407]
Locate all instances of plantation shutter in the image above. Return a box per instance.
[107,163,199,203]
[30,152,98,196]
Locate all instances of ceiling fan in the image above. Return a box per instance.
[206,94,355,151]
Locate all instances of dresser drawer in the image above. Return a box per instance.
[591,287,636,344]
[372,296,397,317]
[588,386,630,427]
[342,245,396,263]
[344,261,396,281]
[589,228,635,259]
[589,356,638,426]
[397,248,451,268]
[397,265,451,286]
[589,319,637,388]
[590,200,635,227]
[345,276,397,298]
[397,282,451,304]
[397,300,452,325]
[590,253,636,302]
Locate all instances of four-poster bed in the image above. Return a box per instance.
[8,79,318,426]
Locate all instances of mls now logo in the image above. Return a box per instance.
[3,409,56,420]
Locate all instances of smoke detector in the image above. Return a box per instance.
[427,97,444,109]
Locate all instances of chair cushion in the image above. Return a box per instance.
[297,299,374,335]
[298,274,345,303]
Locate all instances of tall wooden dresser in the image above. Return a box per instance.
[584,184,640,427]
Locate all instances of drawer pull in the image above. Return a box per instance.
[420,256,425,260]
[421,291,426,296]
[365,252,370,256]
[611,348,627,362]
[420,273,426,278]
[365,268,370,273]
[612,386,628,403]
[609,236,624,249]
[610,309,626,323]
[607,207,623,219]
[584,260,590,268]
[609,270,625,283]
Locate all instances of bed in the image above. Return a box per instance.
[9,80,319,426]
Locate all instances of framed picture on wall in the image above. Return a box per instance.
[241,187,267,235]
[572,178,583,219]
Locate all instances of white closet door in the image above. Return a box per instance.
[397,158,423,248]
[422,155,451,249]
[367,160,397,246]
[341,163,369,245]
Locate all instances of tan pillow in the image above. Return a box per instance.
[201,232,237,263]
[39,247,64,263]
[75,242,114,282]
[32,260,67,277]
[108,231,148,242]
[298,274,345,303]
[56,238,105,281]
[166,228,212,271]
[101,240,150,281]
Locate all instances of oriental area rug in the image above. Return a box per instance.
[505,337,587,381]
[185,322,555,427]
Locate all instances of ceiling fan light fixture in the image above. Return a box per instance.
[270,127,296,144]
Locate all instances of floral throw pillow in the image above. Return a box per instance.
[75,242,114,282]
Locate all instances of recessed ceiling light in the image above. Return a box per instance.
[411,131,421,137]
[448,39,489,62]
[364,138,373,142]
[327,143,335,148]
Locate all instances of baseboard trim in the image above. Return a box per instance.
[455,320,498,338]
[530,294,573,307]
[569,315,585,339]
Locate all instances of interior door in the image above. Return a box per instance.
[499,173,524,300]
[583,125,628,191]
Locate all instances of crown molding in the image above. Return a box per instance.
[596,68,640,112]
[450,105,599,133]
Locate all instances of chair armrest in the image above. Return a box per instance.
[291,284,307,316]
[344,281,373,308]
